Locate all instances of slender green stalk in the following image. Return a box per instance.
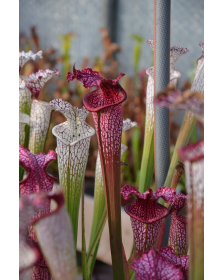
[131,127,141,184]
[61,34,74,80]
[164,112,197,187]
[130,272,136,280]
[131,34,143,92]
[139,132,154,192]
[121,131,132,182]
[88,154,106,249]
[131,34,143,75]
[19,114,30,181]
[81,186,88,280]
[88,166,107,279]
[87,209,107,279]
[86,154,105,278]
[128,250,135,280]
[19,125,29,180]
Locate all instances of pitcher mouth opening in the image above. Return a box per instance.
[83,87,127,112]
[52,122,95,147]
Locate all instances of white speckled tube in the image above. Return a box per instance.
[28,100,53,154]
[50,99,95,247]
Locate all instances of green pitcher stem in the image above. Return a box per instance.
[87,211,107,279]
[87,154,106,278]
[81,185,88,280]
[62,165,85,248]
[89,154,106,249]
[164,112,197,188]
[139,131,154,192]
[19,125,30,181]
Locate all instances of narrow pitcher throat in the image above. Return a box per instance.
[66,118,82,131]
[55,119,93,146]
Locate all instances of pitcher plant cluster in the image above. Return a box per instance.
[19,40,204,280]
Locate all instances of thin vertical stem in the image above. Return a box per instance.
[164,113,197,187]
[81,184,87,280]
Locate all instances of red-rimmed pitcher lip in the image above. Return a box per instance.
[124,201,169,224]
[83,86,127,112]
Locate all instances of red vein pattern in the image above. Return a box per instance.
[19,144,57,196]
[31,265,50,280]
[19,144,57,240]
[169,193,188,255]
[131,247,188,280]
[121,185,175,257]
[68,66,127,278]
[158,247,189,279]
[19,145,57,279]
[94,119,137,208]
[92,118,137,260]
